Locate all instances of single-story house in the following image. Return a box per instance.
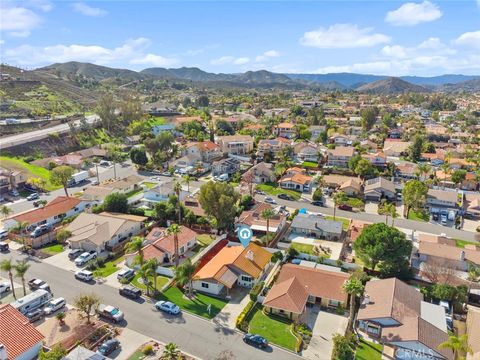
[0,304,45,360]
[67,212,146,253]
[290,213,343,241]
[236,202,287,235]
[192,242,272,297]
[143,181,188,207]
[263,263,350,321]
[279,167,312,193]
[339,178,362,196]
[383,140,410,157]
[357,278,453,360]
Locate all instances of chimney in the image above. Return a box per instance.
[0,344,7,360]
[245,250,254,261]
[362,295,370,305]
[460,251,465,261]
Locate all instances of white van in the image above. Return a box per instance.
[43,297,66,315]
[12,289,53,314]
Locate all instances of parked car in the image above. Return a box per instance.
[338,204,353,211]
[0,282,11,295]
[0,241,9,252]
[28,278,51,292]
[97,304,124,323]
[160,171,172,177]
[30,224,51,238]
[243,334,268,349]
[155,300,180,315]
[43,297,66,315]
[9,189,19,197]
[277,194,294,201]
[264,197,276,204]
[117,268,135,281]
[432,213,439,221]
[440,214,448,226]
[99,161,110,167]
[119,285,142,300]
[75,270,94,282]
[255,190,266,195]
[97,339,120,356]
[0,229,8,240]
[75,251,97,266]
[25,308,44,323]
[90,179,99,186]
[68,248,84,260]
[311,200,324,207]
[26,193,40,201]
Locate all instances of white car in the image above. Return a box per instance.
[74,251,97,266]
[75,270,94,282]
[0,282,11,295]
[264,197,276,204]
[43,297,66,315]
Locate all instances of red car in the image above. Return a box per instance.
[338,204,353,211]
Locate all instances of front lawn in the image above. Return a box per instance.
[41,243,65,255]
[407,209,429,222]
[126,188,144,198]
[156,286,228,319]
[325,216,350,230]
[355,339,383,360]
[197,234,215,247]
[455,239,479,248]
[131,273,170,292]
[93,256,124,278]
[0,156,60,191]
[246,305,297,351]
[301,161,318,169]
[256,182,301,200]
[142,182,157,190]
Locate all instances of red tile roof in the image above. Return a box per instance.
[0,304,45,359]
[12,196,83,225]
[147,226,198,257]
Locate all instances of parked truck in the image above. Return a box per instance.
[28,278,51,292]
[67,171,89,187]
[97,304,124,323]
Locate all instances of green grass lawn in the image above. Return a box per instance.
[246,305,297,351]
[127,350,145,360]
[455,239,479,248]
[256,182,301,200]
[41,243,64,255]
[355,339,383,360]
[126,188,144,198]
[93,256,125,278]
[142,182,157,190]
[131,273,170,291]
[301,161,318,168]
[325,216,350,230]
[156,286,228,319]
[291,242,315,255]
[144,209,155,217]
[0,156,59,191]
[197,234,215,247]
[407,210,429,222]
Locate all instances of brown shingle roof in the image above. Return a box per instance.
[0,304,45,359]
[263,277,309,314]
[12,196,82,225]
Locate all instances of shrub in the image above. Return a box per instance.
[142,344,154,356]
[335,304,345,315]
[312,188,323,201]
[249,281,264,301]
[129,207,145,216]
[85,259,98,271]
[271,251,283,263]
[236,301,255,331]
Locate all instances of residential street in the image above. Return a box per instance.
[0,250,301,360]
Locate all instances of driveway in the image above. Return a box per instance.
[302,306,348,360]
[212,287,250,328]
[42,251,78,272]
[109,328,151,360]
[364,202,378,215]
[462,219,479,232]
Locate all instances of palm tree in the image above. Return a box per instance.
[167,224,181,267]
[182,174,192,193]
[173,181,182,224]
[14,259,30,296]
[389,204,399,227]
[333,191,347,221]
[415,163,431,181]
[138,263,152,297]
[125,236,145,266]
[146,258,160,294]
[0,259,16,299]
[11,221,29,247]
[56,311,66,326]
[174,259,196,298]
[261,208,276,244]
[343,278,364,333]
[379,202,397,226]
[1,205,12,219]
[162,343,181,360]
[438,334,472,360]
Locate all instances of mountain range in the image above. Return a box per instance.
[4,61,480,94]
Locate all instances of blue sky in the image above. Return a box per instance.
[1,1,479,76]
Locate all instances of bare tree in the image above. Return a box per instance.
[422,258,457,285]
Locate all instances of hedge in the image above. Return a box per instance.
[236,300,255,331]
[249,281,264,301]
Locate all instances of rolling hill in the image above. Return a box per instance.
[355,77,430,94]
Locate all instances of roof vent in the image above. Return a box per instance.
[0,344,7,360]
[245,250,254,261]
[362,294,370,305]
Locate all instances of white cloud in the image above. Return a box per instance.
[454,30,480,50]
[300,24,390,49]
[210,55,249,65]
[130,53,177,67]
[381,37,456,59]
[0,6,42,37]
[3,38,176,68]
[385,1,442,26]
[72,2,107,17]
[255,50,280,62]
[26,0,52,12]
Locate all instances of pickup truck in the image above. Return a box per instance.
[28,279,51,292]
[97,304,124,323]
[74,251,97,266]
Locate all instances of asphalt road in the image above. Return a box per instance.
[0,115,99,149]
[257,195,480,242]
[0,250,301,360]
